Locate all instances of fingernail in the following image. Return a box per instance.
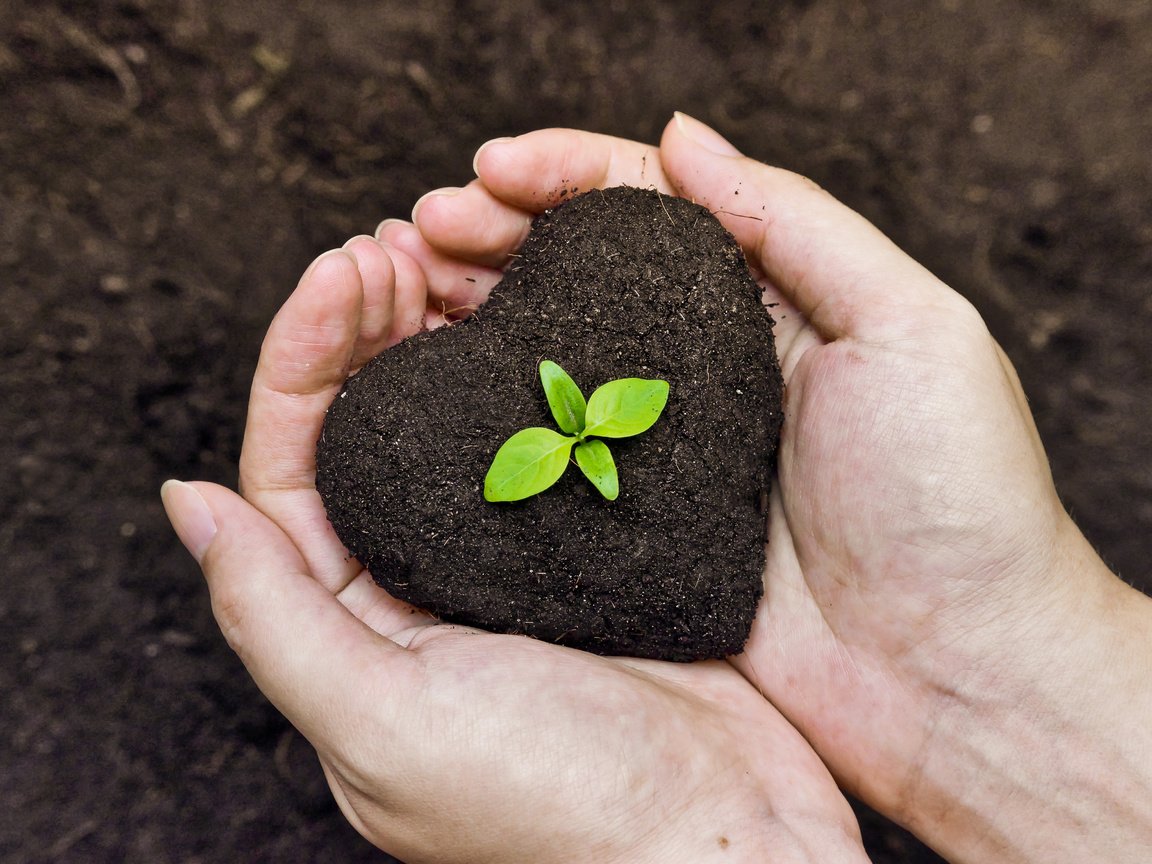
[472,136,516,177]
[374,218,409,241]
[411,186,462,223]
[673,111,742,158]
[342,234,380,251]
[306,247,357,276]
[161,480,218,564]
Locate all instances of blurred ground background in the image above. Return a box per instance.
[2,1,1150,861]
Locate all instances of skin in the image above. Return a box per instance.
[164,114,1152,863]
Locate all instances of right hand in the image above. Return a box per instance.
[401,113,1152,863]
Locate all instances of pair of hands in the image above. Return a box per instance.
[163,114,1150,863]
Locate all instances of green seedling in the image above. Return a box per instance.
[484,360,670,502]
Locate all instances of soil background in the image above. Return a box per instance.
[2,1,1149,862]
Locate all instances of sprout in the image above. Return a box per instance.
[484,360,669,502]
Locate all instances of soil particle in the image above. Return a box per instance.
[316,187,784,660]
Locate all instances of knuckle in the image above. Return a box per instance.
[210,588,252,659]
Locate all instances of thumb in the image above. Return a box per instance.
[160,480,412,751]
[660,112,960,341]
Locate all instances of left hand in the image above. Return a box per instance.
[162,237,870,863]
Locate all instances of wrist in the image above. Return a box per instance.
[896,525,1152,863]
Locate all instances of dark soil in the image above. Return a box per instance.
[4,1,1150,862]
[317,187,782,661]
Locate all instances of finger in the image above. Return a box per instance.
[377,219,500,314]
[378,241,433,342]
[473,128,673,211]
[660,113,970,342]
[239,248,364,589]
[336,569,438,638]
[341,235,395,370]
[161,480,414,751]
[756,279,826,381]
[242,249,359,492]
[412,180,533,268]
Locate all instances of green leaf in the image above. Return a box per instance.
[539,360,586,435]
[484,427,575,502]
[582,377,670,438]
[574,439,618,500]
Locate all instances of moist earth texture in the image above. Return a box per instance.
[316,187,784,661]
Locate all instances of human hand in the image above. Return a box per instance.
[161,238,871,862]
[405,114,1152,863]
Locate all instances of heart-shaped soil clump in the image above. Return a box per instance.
[316,186,783,661]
